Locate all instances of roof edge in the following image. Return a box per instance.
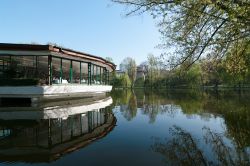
[0,43,116,70]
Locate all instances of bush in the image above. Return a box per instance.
[112,73,131,88]
[134,77,145,87]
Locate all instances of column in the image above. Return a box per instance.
[100,66,102,84]
[70,60,73,83]
[96,66,99,84]
[92,64,95,84]
[107,70,109,85]
[60,58,63,83]
[48,55,52,85]
[104,68,107,85]
[80,62,82,84]
[88,62,91,85]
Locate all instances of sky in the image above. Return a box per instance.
[0,0,162,67]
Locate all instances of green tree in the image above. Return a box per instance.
[120,57,137,87]
[112,73,131,87]
[147,54,161,86]
[105,57,114,63]
[185,63,202,88]
[112,0,250,67]
[224,41,250,87]
[201,59,224,87]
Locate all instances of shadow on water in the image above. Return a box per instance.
[0,95,116,164]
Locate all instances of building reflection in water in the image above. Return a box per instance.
[0,96,116,163]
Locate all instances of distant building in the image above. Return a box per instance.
[136,66,145,80]
[116,66,145,80]
[115,70,125,77]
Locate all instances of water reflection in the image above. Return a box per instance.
[0,96,116,163]
[0,90,250,165]
[111,90,250,165]
[151,126,250,166]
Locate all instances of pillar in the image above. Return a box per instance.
[48,55,52,85]
[104,68,107,85]
[107,70,109,85]
[92,64,95,84]
[100,66,102,84]
[80,62,82,84]
[60,58,63,83]
[70,60,73,83]
[88,62,91,85]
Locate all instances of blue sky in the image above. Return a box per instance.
[0,0,161,67]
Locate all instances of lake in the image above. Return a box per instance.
[0,90,249,166]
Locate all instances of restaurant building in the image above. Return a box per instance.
[0,43,116,102]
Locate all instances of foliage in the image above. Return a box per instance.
[105,57,114,63]
[201,59,225,86]
[224,41,250,85]
[120,57,137,87]
[112,0,250,67]
[112,73,131,87]
[147,54,161,85]
[130,45,250,89]
[134,77,145,87]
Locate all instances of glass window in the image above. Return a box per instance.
[72,61,80,84]
[37,56,49,85]
[52,57,61,84]
[80,62,88,84]
[62,59,70,84]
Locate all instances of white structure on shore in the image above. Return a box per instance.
[0,43,116,102]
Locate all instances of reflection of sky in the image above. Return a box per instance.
[0,94,249,166]
[108,105,245,165]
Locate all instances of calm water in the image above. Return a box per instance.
[0,90,250,166]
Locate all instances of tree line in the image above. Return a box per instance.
[112,43,250,89]
[111,0,250,89]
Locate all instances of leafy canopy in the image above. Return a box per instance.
[112,0,250,67]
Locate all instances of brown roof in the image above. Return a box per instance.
[0,43,116,70]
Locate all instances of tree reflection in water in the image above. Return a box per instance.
[118,90,137,121]
[151,126,250,166]
[111,89,250,165]
[151,126,207,166]
[112,90,179,123]
[112,90,250,148]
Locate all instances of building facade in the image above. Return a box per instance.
[0,43,116,101]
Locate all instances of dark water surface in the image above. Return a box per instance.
[0,90,250,166]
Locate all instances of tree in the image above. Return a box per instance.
[105,57,114,63]
[120,57,137,87]
[112,73,131,87]
[147,54,161,86]
[224,40,250,87]
[201,58,224,87]
[112,0,250,68]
